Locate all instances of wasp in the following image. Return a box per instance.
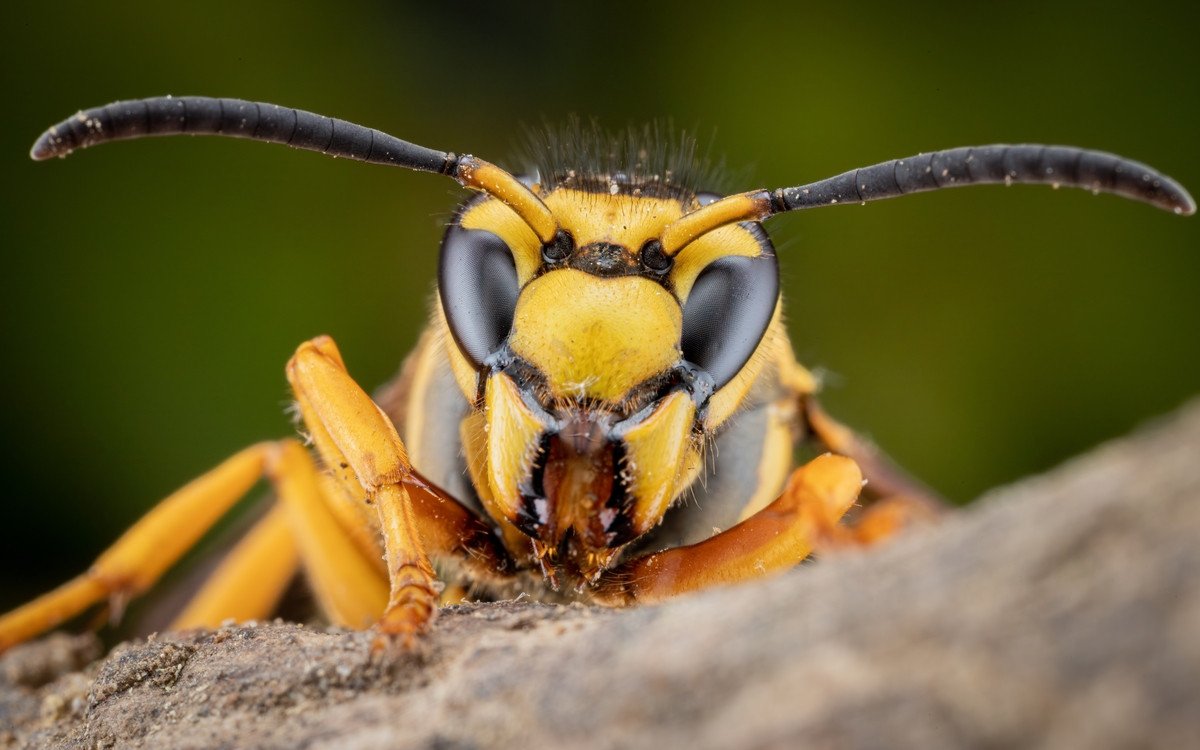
[0,96,1192,650]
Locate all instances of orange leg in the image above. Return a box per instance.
[835,494,941,545]
[160,336,512,637]
[285,336,511,643]
[0,335,513,653]
[268,440,393,628]
[596,454,863,606]
[0,438,408,653]
[0,444,269,653]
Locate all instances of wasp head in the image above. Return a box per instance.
[438,137,779,584]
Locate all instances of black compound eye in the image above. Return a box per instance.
[438,224,519,369]
[680,252,779,391]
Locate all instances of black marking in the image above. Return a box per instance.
[570,242,640,277]
[601,442,638,547]
[492,356,551,407]
[515,433,555,538]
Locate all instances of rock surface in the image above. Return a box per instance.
[3,401,1199,749]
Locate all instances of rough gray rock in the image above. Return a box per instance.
[3,401,1198,749]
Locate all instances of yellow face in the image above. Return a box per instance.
[439,185,777,577]
[508,270,682,402]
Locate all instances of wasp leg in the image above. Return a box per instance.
[0,437,406,653]
[313,451,514,595]
[170,504,299,630]
[287,335,499,644]
[266,440,392,628]
[275,444,512,627]
[0,444,270,653]
[595,454,862,606]
[170,441,393,632]
[0,335,509,652]
[823,493,941,547]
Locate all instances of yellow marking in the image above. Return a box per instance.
[668,222,767,302]
[402,328,443,470]
[543,189,683,249]
[459,200,543,284]
[660,190,772,257]
[460,409,530,555]
[675,446,704,502]
[461,189,689,287]
[459,409,492,506]
[483,372,547,525]
[619,391,697,533]
[461,187,769,304]
[432,298,485,403]
[509,270,682,402]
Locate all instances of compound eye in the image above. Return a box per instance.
[438,224,520,369]
[680,253,779,391]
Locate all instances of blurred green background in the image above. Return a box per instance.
[0,2,1196,612]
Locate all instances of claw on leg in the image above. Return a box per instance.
[598,454,863,606]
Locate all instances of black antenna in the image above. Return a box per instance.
[775,145,1195,216]
[658,144,1193,258]
[30,96,567,242]
[30,96,457,175]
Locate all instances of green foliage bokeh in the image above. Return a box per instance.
[0,2,1196,609]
